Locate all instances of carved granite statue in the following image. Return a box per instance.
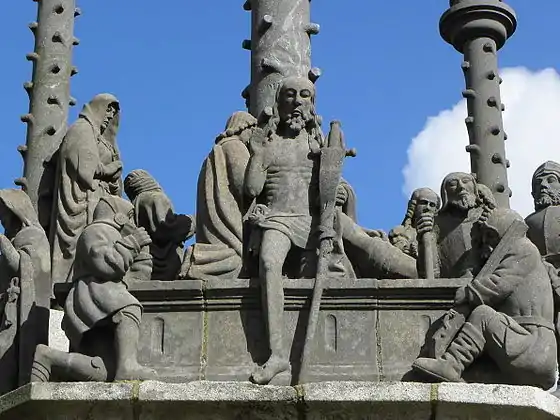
[0,189,50,393]
[125,169,195,281]
[413,208,557,390]
[416,172,496,279]
[31,196,156,382]
[50,94,123,284]
[244,76,334,384]
[181,111,257,281]
[526,161,560,268]
[389,188,442,259]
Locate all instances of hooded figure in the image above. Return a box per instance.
[125,169,195,280]
[0,189,50,393]
[182,111,257,281]
[50,94,123,285]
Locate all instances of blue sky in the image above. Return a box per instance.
[2,1,560,231]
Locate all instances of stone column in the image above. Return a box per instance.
[19,0,80,224]
[242,0,321,120]
[440,0,517,208]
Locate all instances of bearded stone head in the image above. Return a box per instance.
[389,225,416,254]
[440,172,478,212]
[276,76,316,134]
[532,161,560,211]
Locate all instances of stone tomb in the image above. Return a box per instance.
[55,277,469,384]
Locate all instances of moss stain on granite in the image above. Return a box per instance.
[429,383,439,420]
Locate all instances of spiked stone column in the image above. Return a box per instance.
[242,0,321,120]
[440,0,517,208]
[20,0,80,223]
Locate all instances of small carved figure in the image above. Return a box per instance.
[413,208,557,390]
[0,190,50,393]
[416,172,496,278]
[389,188,442,259]
[526,161,560,268]
[125,169,195,281]
[31,196,156,382]
[50,94,123,284]
[181,111,257,281]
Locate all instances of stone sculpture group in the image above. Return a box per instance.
[1,0,559,399]
[0,75,557,390]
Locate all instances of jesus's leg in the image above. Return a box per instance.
[251,229,292,385]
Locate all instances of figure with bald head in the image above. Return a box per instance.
[526,161,560,268]
[389,187,441,259]
[244,76,332,384]
[416,172,496,278]
[50,94,124,285]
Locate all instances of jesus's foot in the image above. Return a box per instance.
[115,362,158,381]
[250,355,289,385]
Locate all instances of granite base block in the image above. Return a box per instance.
[0,381,559,419]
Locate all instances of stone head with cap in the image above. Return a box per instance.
[532,161,560,211]
[93,195,135,229]
[124,170,162,203]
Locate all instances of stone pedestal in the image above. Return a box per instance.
[1,381,559,419]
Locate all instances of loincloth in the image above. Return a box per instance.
[247,204,317,250]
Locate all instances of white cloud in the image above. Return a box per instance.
[403,67,560,217]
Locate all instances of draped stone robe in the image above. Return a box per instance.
[50,95,122,284]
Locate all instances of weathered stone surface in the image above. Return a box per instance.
[301,381,433,420]
[1,381,559,419]
[54,277,466,384]
[48,310,68,352]
[0,382,135,420]
[137,381,299,419]
[435,383,560,420]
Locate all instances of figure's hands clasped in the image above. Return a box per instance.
[416,213,434,235]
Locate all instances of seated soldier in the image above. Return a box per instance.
[413,208,557,390]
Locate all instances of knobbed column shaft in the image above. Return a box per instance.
[440,0,517,208]
[20,0,79,225]
[243,0,320,120]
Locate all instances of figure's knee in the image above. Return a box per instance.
[468,304,497,326]
[113,305,142,326]
[260,252,282,275]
